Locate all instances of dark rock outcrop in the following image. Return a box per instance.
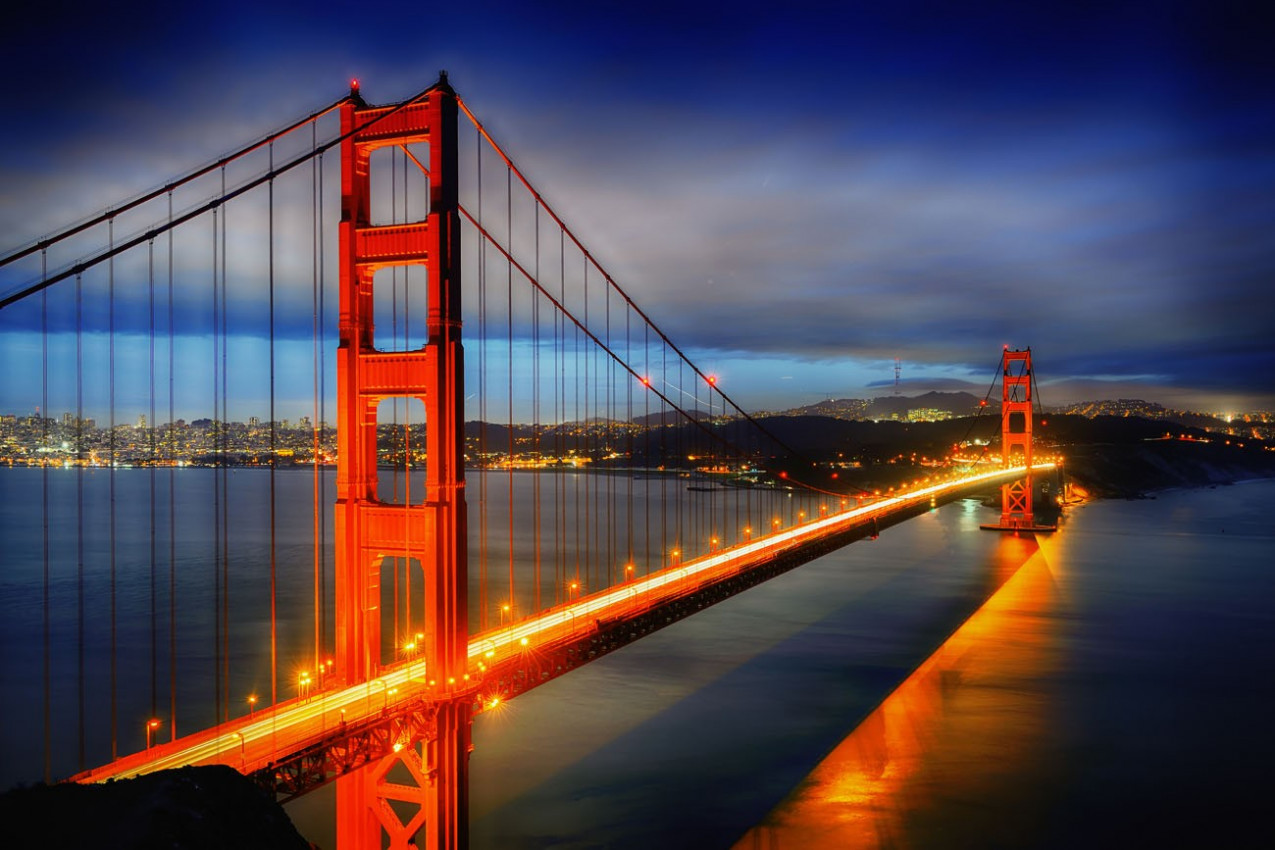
[0,766,311,850]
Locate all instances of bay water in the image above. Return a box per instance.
[2,470,1271,847]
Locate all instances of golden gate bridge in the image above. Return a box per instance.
[0,73,1052,849]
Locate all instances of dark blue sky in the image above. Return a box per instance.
[3,0,1273,417]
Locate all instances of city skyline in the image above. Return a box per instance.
[3,1,1273,417]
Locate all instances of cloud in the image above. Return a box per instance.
[3,1,1274,415]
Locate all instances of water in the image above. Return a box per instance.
[461,480,1275,849]
[0,464,821,788]
[3,472,1272,848]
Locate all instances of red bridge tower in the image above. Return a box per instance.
[981,347,1055,534]
[334,73,470,850]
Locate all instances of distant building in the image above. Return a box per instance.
[906,408,950,422]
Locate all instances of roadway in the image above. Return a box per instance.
[73,462,1052,784]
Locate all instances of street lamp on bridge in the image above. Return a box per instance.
[145,718,161,749]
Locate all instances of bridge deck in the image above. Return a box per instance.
[72,463,1051,787]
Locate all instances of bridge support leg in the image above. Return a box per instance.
[334,700,471,850]
[335,768,379,850]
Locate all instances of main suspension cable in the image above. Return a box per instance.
[456,96,805,462]
[1,80,450,309]
[0,97,349,268]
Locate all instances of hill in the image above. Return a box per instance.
[777,391,983,421]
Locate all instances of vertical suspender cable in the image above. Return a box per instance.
[405,153,416,640]
[606,278,614,586]
[402,147,412,638]
[695,362,701,543]
[109,215,118,762]
[220,171,230,723]
[506,165,514,615]
[626,307,633,572]
[390,148,401,641]
[663,341,673,568]
[148,238,158,736]
[582,258,591,590]
[532,205,541,612]
[311,125,324,670]
[643,324,650,573]
[211,199,221,726]
[477,133,488,631]
[405,148,415,638]
[167,191,177,741]
[41,251,50,782]
[269,141,279,708]
[556,229,564,602]
[313,151,323,657]
[75,270,85,770]
[574,256,581,590]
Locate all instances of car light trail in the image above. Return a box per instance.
[77,464,1050,783]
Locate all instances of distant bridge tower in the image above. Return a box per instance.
[981,347,1055,533]
[334,73,470,850]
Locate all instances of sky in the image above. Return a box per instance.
[2,0,1274,420]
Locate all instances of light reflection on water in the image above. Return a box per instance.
[732,533,1061,849]
[465,482,1274,849]
[7,471,1271,848]
[464,498,1024,849]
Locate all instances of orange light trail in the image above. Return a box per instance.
[75,464,1051,784]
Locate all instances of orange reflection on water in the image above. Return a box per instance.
[733,533,1061,850]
